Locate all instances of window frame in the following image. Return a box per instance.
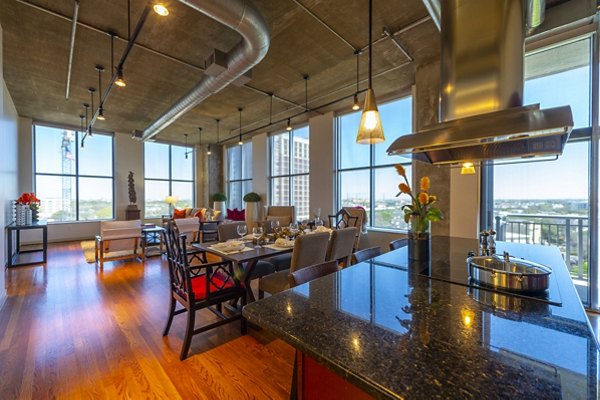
[33,122,115,223]
[143,142,196,218]
[225,142,252,210]
[269,125,310,220]
[335,96,413,232]
[480,30,598,308]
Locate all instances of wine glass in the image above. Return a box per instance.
[237,224,247,241]
[270,219,280,233]
[289,223,299,237]
[315,218,324,228]
[252,226,263,249]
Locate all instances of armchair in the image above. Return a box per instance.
[95,220,144,268]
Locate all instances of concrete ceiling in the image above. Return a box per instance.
[1,0,441,145]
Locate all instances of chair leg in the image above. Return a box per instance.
[258,289,265,300]
[216,302,222,313]
[240,292,247,335]
[163,296,176,336]
[180,308,196,361]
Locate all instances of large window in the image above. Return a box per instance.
[270,126,310,221]
[34,124,114,222]
[226,142,252,210]
[337,96,413,230]
[489,36,592,304]
[144,142,194,217]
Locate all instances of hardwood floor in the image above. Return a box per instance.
[0,242,294,399]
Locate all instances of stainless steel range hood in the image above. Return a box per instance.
[387,0,573,164]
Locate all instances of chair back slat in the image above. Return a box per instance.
[389,238,409,251]
[289,260,339,287]
[352,246,382,264]
[328,209,359,230]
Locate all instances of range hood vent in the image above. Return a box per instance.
[391,104,572,164]
[387,0,574,164]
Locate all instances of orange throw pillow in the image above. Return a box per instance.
[173,208,186,219]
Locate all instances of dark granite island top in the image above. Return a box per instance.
[243,236,599,399]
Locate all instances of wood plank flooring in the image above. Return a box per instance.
[0,242,294,399]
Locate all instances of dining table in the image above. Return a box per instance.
[193,239,294,302]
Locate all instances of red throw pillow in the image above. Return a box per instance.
[239,209,245,220]
[226,208,234,219]
[173,208,186,219]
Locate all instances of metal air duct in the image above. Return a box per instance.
[140,0,270,141]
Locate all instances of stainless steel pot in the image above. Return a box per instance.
[467,252,551,293]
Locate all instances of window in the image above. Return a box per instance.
[144,142,194,217]
[34,124,114,222]
[226,142,252,210]
[270,126,310,221]
[337,96,413,230]
[488,36,592,304]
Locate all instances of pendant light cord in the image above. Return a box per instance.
[356,51,360,92]
[198,127,202,146]
[238,108,243,142]
[368,0,373,90]
[216,119,220,142]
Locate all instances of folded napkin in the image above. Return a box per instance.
[273,238,295,248]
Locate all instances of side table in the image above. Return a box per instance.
[5,221,48,267]
[142,226,165,257]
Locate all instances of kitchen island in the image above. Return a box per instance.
[243,237,599,399]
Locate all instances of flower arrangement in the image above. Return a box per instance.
[394,164,443,235]
[17,192,40,206]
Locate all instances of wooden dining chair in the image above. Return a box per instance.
[288,260,339,288]
[173,217,206,264]
[328,208,359,230]
[163,225,247,360]
[352,246,382,264]
[389,238,409,251]
[326,227,358,267]
[258,232,330,298]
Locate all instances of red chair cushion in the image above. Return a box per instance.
[190,272,235,300]
[173,208,186,219]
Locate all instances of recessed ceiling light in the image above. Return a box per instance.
[153,3,169,16]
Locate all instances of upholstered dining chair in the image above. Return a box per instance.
[163,225,247,360]
[266,205,296,227]
[352,246,382,264]
[173,217,206,264]
[326,227,358,267]
[216,221,276,282]
[389,238,409,251]
[258,231,330,298]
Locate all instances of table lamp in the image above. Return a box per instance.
[165,195,179,215]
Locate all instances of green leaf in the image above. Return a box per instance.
[404,213,411,224]
[427,207,444,222]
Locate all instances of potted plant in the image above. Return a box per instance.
[395,164,443,260]
[243,192,262,230]
[212,193,227,220]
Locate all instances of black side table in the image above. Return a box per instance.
[5,221,48,267]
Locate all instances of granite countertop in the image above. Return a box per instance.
[243,236,599,399]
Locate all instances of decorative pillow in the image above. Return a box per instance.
[226,208,234,219]
[193,208,207,220]
[213,210,221,219]
[173,208,186,219]
[267,215,291,227]
[239,209,245,220]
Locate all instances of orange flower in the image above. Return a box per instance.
[420,176,430,192]
[418,192,428,205]
[399,183,411,193]
[395,164,406,177]
[428,195,437,202]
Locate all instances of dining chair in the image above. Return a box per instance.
[389,238,409,251]
[173,217,206,264]
[217,221,276,281]
[217,221,246,241]
[163,225,247,360]
[328,208,359,230]
[343,206,366,250]
[352,246,382,264]
[326,227,358,267]
[288,260,339,288]
[258,231,330,298]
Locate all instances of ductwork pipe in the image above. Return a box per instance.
[141,0,270,141]
[65,0,79,100]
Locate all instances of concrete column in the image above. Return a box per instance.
[197,144,223,207]
[252,133,269,204]
[309,112,335,218]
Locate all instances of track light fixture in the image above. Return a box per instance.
[356,0,385,144]
[96,65,106,120]
[115,67,126,87]
[184,133,189,159]
[153,2,169,16]
[286,117,292,131]
[352,50,361,111]
[238,108,244,145]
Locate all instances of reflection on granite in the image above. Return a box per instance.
[243,237,599,399]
